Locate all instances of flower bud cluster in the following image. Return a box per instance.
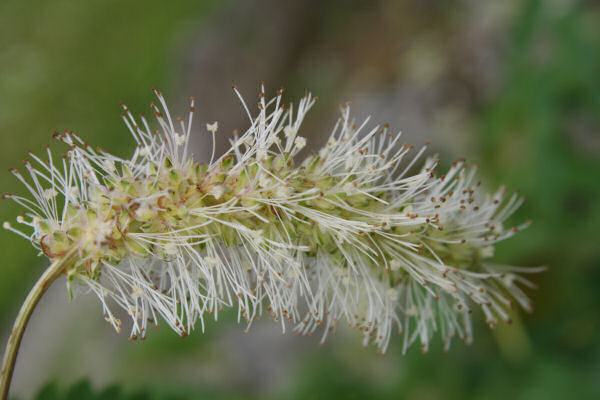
[2,86,543,353]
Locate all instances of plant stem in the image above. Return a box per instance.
[0,253,74,400]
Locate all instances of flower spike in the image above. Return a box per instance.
[3,87,544,354]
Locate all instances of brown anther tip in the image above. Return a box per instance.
[424,141,430,146]
[232,84,238,89]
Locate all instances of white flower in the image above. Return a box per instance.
[343,182,355,194]
[256,149,268,162]
[139,146,152,157]
[206,121,218,134]
[275,185,291,198]
[3,86,542,353]
[103,159,116,173]
[258,173,272,188]
[43,188,58,200]
[134,205,154,221]
[66,187,79,199]
[208,184,224,200]
[204,256,217,265]
[174,133,186,146]
[283,125,296,138]
[294,136,306,150]
[250,229,264,246]
[480,246,495,258]
[268,136,281,146]
[164,242,178,255]
[344,154,360,170]
[242,261,252,271]
[131,286,144,299]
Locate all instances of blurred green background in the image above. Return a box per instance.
[1,0,599,399]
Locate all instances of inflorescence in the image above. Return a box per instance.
[2,86,544,353]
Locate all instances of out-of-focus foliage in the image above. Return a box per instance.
[480,0,600,372]
[31,379,223,400]
[2,0,600,399]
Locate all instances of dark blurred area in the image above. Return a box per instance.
[1,0,599,399]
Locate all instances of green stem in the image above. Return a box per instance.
[0,253,74,400]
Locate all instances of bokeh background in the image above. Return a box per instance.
[1,0,599,399]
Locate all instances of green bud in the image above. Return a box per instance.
[125,237,148,257]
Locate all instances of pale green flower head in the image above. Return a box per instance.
[3,85,544,353]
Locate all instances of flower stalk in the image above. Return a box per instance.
[0,250,75,400]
